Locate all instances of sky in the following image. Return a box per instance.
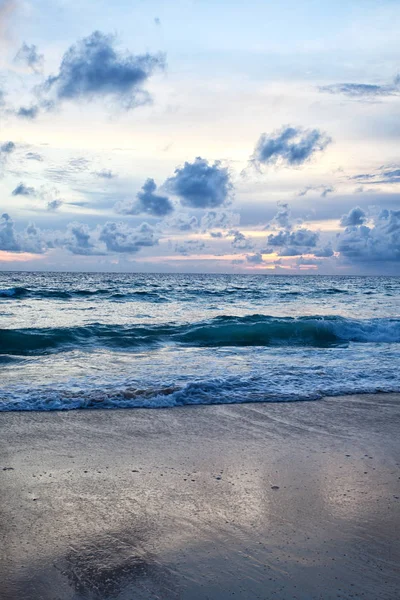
[0,0,399,274]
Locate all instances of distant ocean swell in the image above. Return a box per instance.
[0,286,168,302]
[0,286,360,302]
[1,315,400,356]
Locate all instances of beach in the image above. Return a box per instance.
[1,393,399,600]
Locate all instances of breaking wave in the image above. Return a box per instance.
[1,315,399,356]
[1,374,399,412]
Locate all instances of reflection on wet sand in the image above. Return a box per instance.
[1,394,399,599]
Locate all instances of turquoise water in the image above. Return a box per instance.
[0,273,399,410]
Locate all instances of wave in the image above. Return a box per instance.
[1,374,399,411]
[0,287,167,302]
[0,285,384,304]
[0,287,29,298]
[1,315,399,356]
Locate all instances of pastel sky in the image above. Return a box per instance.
[1,0,399,273]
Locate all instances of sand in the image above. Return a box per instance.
[1,393,399,600]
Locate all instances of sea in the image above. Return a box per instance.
[0,272,399,411]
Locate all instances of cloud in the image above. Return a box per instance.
[68,157,90,172]
[0,0,17,46]
[16,105,39,119]
[0,213,46,253]
[116,178,174,217]
[63,222,103,255]
[296,256,321,267]
[47,199,63,211]
[12,182,35,196]
[165,157,232,208]
[200,210,237,231]
[228,229,253,250]
[251,126,331,168]
[320,75,400,99]
[44,157,91,183]
[99,221,158,253]
[267,202,291,230]
[165,213,198,231]
[0,212,163,257]
[41,31,166,110]
[174,240,206,255]
[313,244,334,258]
[15,42,44,73]
[337,208,400,263]
[0,213,19,251]
[246,252,265,264]
[298,185,334,198]
[266,228,319,256]
[94,169,115,179]
[0,142,14,172]
[25,151,43,161]
[0,140,15,154]
[351,167,400,185]
[267,228,318,247]
[340,206,366,227]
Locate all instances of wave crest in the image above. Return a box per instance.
[1,315,399,356]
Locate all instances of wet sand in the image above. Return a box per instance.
[1,394,399,600]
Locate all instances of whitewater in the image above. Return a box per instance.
[0,272,399,411]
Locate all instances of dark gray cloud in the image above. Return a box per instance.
[252,126,331,168]
[320,75,400,99]
[99,221,158,253]
[17,105,39,119]
[337,208,400,263]
[340,206,366,227]
[165,157,232,208]
[15,42,44,73]
[42,31,165,109]
[12,182,35,196]
[116,178,174,217]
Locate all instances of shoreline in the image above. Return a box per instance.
[1,393,399,599]
[2,388,400,413]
